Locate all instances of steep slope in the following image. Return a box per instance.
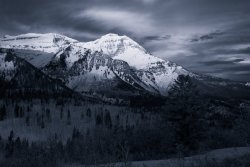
[81,33,162,69]
[0,49,77,99]
[43,45,160,98]
[81,34,191,95]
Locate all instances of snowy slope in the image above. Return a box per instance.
[43,47,159,96]
[82,33,164,69]
[82,33,191,95]
[0,33,77,53]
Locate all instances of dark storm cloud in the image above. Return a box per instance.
[144,35,171,41]
[0,0,135,40]
[200,59,245,66]
[0,0,250,81]
[190,31,224,42]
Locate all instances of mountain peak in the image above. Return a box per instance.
[82,33,164,69]
[99,33,136,43]
[102,33,120,37]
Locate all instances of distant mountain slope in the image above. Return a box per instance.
[0,33,77,53]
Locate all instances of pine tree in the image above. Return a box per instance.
[14,104,19,118]
[125,115,129,129]
[67,109,71,125]
[95,114,103,126]
[46,108,51,122]
[114,114,121,133]
[166,75,205,152]
[0,105,6,120]
[19,106,24,118]
[72,127,81,140]
[25,114,30,126]
[86,108,91,118]
[60,107,64,120]
[5,130,14,158]
[27,106,31,112]
[41,114,45,129]
[104,111,112,129]
[81,111,84,120]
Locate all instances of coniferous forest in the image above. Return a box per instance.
[0,74,250,167]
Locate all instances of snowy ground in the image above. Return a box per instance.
[65,147,250,167]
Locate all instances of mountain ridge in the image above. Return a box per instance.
[1,33,250,100]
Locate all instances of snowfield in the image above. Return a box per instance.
[0,33,77,53]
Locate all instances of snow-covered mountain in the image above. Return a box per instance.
[1,33,250,100]
[81,33,191,95]
[0,33,191,96]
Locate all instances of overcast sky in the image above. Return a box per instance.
[0,0,250,81]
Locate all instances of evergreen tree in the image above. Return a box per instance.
[60,107,64,120]
[19,106,24,118]
[166,75,205,152]
[72,127,81,140]
[86,108,91,118]
[27,106,31,112]
[46,108,51,122]
[14,104,19,118]
[25,114,30,126]
[95,114,103,126]
[104,111,112,129]
[5,130,14,158]
[0,105,6,120]
[125,115,129,129]
[41,114,45,129]
[67,109,71,125]
[114,114,121,133]
[81,110,84,120]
